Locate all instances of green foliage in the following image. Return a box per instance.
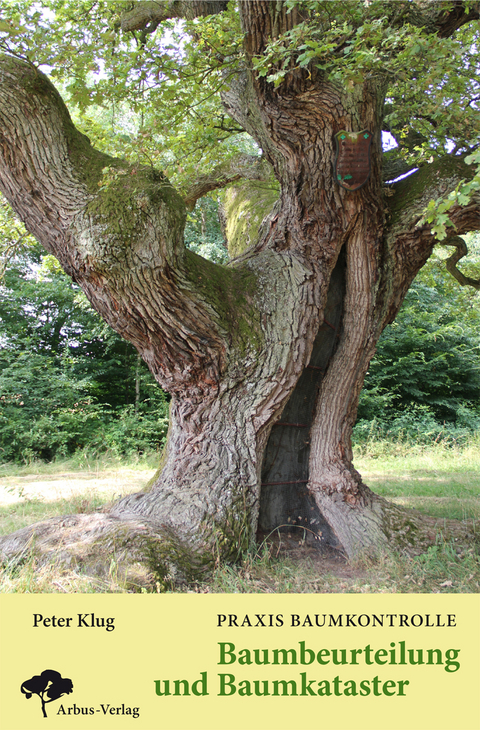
[355,237,480,445]
[420,149,480,240]
[0,242,169,462]
[0,351,100,461]
[0,350,169,462]
[1,0,478,204]
[254,1,479,163]
[0,194,36,279]
[1,445,479,593]
[1,1,479,462]
[0,0,249,191]
[0,173,229,464]
[89,401,169,458]
[184,195,228,263]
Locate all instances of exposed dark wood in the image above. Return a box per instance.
[259,256,344,548]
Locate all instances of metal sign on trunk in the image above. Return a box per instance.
[334,130,372,191]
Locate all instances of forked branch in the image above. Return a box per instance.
[183,155,271,209]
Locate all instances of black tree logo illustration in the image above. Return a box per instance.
[21,669,73,718]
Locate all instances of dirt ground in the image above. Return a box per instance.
[0,468,153,507]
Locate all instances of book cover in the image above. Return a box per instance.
[1,592,479,730]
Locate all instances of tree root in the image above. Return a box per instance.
[1,494,477,591]
[315,489,479,560]
[0,512,213,591]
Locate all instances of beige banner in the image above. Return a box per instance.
[1,594,479,730]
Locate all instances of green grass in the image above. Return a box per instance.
[0,552,134,593]
[353,438,480,521]
[0,452,158,536]
[0,494,109,536]
[198,538,480,594]
[0,441,479,593]
[2,536,479,595]
[0,450,160,478]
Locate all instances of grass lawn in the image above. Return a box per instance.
[354,441,480,521]
[0,454,157,536]
[0,443,479,594]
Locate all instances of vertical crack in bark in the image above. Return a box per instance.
[259,254,345,548]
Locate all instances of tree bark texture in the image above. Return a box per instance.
[0,1,479,584]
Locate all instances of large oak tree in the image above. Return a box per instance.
[0,0,479,586]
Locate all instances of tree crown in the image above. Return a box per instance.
[0,0,478,190]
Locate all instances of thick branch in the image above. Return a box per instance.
[379,155,480,325]
[0,55,229,392]
[183,154,271,209]
[120,0,228,34]
[423,0,480,37]
[392,0,480,37]
[0,57,103,271]
[388,154,480,239]
[441,235,480,289]
[220,69,285,171]
[382,106,431,177]
[382,156,418,183]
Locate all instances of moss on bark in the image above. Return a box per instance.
[221,179,279,257]
[184,250,263,354]
[388,155,474,227]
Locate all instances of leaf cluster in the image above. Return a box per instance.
[0,1,250,190]
[184,195,228,263]
[253,1,479,166]
[1,1,478,190]
[421,149,480,240]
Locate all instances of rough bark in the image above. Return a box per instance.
[441,235,480,290]
[400,0,480,37]
[0,1,479,582]
[225,1,480,558]
[0,56,321,583]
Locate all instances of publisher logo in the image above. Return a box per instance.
[21,669,73,718]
